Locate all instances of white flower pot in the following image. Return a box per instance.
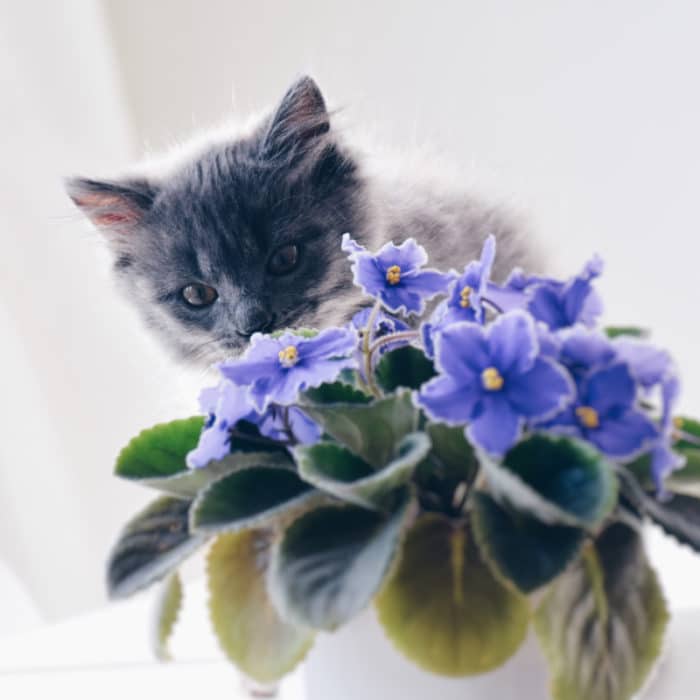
[300,607,700,700]
[302,608,550,700]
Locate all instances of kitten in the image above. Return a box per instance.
[67,76,537,368]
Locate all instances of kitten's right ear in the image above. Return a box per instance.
[262,76,330,164]
[65,177,156,236]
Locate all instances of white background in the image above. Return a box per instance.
[1,0,699,628]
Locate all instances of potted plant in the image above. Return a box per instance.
[107,234,700,700]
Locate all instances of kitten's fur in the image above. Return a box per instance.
[67,76,537,367]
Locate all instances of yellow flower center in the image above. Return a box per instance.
[386,265,402,285]
[481,367,504,391]
[576,406,600,429]
[672,416,684,440]
[459,285,472,309]
[278,345,299,368]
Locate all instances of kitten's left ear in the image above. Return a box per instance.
[65,177,157,232]
[262,76,330,163]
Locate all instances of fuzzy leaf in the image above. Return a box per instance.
[191,467,317,534]
[115,418,291,499]
[375,345,436,392]
[534,522,668,700]
[152,572,182,662]
[295,432,430,508]
[471,492,585,593]
[107,497,205,599]
[375,514,529,677]
[424,422,478,483]
[617,467,700,552]
[666,416,700,496]
[268,498,411,631]
[666,450,700,496]
[302,381,371,405]
[302,390,417,467]
[115,417,204,480]
[208,530,314,683]
[480,434,618,528]
[644,492,700,552]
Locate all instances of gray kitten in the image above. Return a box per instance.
[67,76,536,367]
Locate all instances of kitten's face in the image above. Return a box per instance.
[68,78,369,366]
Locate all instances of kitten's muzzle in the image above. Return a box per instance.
[234,300,275,337]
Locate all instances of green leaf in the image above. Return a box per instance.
[617,468,700,552]
[208,530,314,683]
[116,417,204,480]
[152,572,182,662]
[534,522,668,700]
[642,492,700,552]
[375,345,436,392]
[424,422,478,483]
[666,448,700,496]
[471,492,585,593]
[605,326,649,339]
[480,434,618,528]
[302,381,371,405]
[295,432,430,509]
[271,327,318,339]
[107,496,205,599]
[190,467,318,534]
[116,415,292,499]
[413,423,479,513]
[375,513,529,677]
[268,498,412,631]
[674,415,700,448]
[665,416,700,496]
[302,390,418,467]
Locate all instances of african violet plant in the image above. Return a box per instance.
[108,234,700,700]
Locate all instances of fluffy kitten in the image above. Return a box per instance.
[67,76,536,367]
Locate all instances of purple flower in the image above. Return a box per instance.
[558,327,617,379]
[607,338,683,486]
[487,257,604,330]
[342,234,452,315]
[416,311,574,455]
[613,337,672,389]
[545,362,658,460]
[219,327,358,411]
[351,307,409,353]
[649,374,684,493]
[186,380,321,469]
[421,236,495,357]
[256,405,322,445]
[442,235,496,325]
[186,381,256,468]
[527,257,604,330]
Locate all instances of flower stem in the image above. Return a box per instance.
[363,301,383,398]
[676,429,700,448]
[368,330,420,356]
[281,406,297,445]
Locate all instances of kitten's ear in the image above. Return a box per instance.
[65,177,157,233]
[262,76,330,163]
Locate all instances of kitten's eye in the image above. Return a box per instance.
[267,244,299,276]
[181,283,218,307]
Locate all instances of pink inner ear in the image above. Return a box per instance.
[73,192,140,229]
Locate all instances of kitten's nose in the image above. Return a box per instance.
[234,301,274,337]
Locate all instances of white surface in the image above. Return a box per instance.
[0,579,304,700]
[305,605,700,700]
[0,560,42,636]
[306,610,549,700]
[0,579,697,700]
[1,0,700,620]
